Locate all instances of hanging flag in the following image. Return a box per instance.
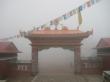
[36,27,40,30]
[91,0,95,5]
[16,35,20,38]
[79,5,83,11]
[41,24,47,29]
[86,0,92,7]
[69,10,74,16]
[63,14,68,20]
[59,16,64,21]
[82,3,86,10]
[50,20,54,25]
[66,12,71,18]
[77,7,82,26]
[53,18,60,28]
[72,9,77,15]
[53,18,59,26]
[20,31,26,37]
[96,0,101,3]
[32,26,36,31]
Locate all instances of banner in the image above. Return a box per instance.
[77,7,82,27]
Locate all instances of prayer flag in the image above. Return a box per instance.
[91,0,95,5]
[72,9,77,15]
[86,1,92,7]
[79,5,83,11]
[63,14,67,20]
[77,7,82,26]
[70,10,74,16]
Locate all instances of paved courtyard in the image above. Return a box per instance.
[32,73,103,82]
[7,76,33,82]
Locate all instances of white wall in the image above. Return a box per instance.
[0,0,110,73]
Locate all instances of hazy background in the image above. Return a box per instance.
[0,0,110,73]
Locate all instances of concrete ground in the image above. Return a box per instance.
[32,73,103,82]
[7,76,34,82]
[6,73,103,82]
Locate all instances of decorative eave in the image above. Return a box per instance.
[24,28,93,39]
[97,52,110,56]
[0,57,17,61]
[0,51,21,54]
[96,38,110,49]
[0,41,21,54]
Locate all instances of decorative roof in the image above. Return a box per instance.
[14,60,31,63]
[96,38,110,49]
[25,27,93,38]
[0,42,20,53]
[0,57,17,60]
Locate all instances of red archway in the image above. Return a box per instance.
[25,27,92,75]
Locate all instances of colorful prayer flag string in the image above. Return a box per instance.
[0,0,101,40]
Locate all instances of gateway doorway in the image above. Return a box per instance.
[25,28,92,75]
[38,47,74,74]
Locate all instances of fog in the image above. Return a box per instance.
[38,48,74,73]
[0,0,110,73]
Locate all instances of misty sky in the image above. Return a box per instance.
[0,0,110,73]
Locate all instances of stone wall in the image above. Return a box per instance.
[10,61,32,77]
[81,57,103,74]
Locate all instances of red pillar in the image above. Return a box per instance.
[32,46,38,75]
[74,46,81,74]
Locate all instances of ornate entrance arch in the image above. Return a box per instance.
[25,27,92,75]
